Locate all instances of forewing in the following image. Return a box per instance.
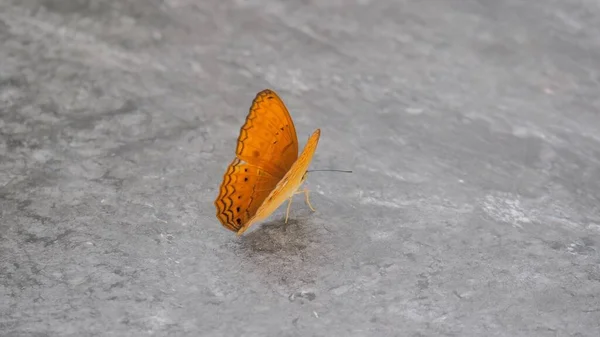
[235,89,299,178]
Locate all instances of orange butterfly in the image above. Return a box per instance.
[214,89,320,235]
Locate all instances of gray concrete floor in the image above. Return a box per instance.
[1,0,600,336]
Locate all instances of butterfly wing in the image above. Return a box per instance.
[214,89,300,232]
[214,158,280,232]
[236,89,299,178]
[237,129,321,235]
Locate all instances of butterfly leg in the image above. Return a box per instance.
[294,188,316,212]
[285,195,294,224]
[303,188,316,212]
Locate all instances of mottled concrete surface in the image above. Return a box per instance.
[1,0,600,336]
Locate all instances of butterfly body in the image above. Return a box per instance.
[214,89,320,235]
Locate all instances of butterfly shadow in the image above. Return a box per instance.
[234,216,332,286]
[238,218,315,255]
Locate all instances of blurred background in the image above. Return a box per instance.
[1,0,599,336]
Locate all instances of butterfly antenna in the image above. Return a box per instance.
[307,169,353,173]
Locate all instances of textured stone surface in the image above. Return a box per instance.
[1,0,600,336]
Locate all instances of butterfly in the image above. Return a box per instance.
[214,89,321,235]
